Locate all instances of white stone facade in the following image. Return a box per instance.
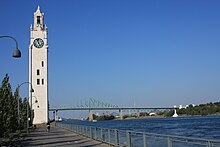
[29,6,48,124]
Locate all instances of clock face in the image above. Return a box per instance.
[33,38,44,48]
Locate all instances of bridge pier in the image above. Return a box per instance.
[119,109,123,120]
[53,110,59,126]
[55,110,59,121]
[53,111,55,120]
[137,110,140,118]
[89,110,93,121]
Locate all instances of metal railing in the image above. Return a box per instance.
[57,123,220,147]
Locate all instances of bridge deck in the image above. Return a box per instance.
[21,124,110,147]
[49,107,174,111]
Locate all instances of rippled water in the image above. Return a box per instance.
[63,115,220,140]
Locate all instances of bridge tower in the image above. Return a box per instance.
[29,6,49,124]
[89,110,93,121]
[119,109,123,120]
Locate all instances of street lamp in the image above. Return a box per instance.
[17,82,34,130]
[32,96,39,108]
[0,36,21,58]
[27,96,39,133]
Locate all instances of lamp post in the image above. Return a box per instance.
[17,82,34,130]
[27,96,39,133]
[0,36,21,58]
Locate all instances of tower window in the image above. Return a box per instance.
[42,61,44,67]
[37,16,40,24]
[37,69,40,75]
[42,79,44,85]
[37,79,40,85]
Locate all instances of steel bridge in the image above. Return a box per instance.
[49,98,119,110]
[49,98,175,121]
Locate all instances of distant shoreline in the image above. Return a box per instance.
[114,115,165,120]
[114,114,220,121]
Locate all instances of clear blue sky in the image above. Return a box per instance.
[1,0,220,115]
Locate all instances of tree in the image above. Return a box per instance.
[0,74,28,137]
[0,74,17,137]
[20,98,28,130]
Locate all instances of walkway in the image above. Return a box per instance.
[21,124,110,147]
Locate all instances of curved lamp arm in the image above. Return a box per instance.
[0,35,21,58]
[18,82,34,92]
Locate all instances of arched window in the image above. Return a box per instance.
[37,16,40,24]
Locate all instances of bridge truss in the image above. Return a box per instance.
[49,98,173,112]
[49,98,119,110]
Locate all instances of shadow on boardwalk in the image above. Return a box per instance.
[21,124,110,147]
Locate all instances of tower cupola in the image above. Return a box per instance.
[33,6,45,30]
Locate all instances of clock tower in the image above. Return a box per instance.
[29,6,48,124]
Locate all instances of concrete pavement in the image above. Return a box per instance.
[21,124,110,147]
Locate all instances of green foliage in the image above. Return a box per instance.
[0,74,30,138]
[163,110,174,117]
[87,114,115,121]
[165,102,220,117]
[0,74,15,137]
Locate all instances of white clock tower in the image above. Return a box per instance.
[29,6,48,124]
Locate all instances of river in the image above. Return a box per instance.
[62,115,220,140]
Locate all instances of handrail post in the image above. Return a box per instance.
[84,126,86,135]
[108,129,111,144]
[100,128,103,141]
[168,137,172,147]
[115,129,119,146]
[82,126,84,135]
[103,128,106,142]
[76,125,78,133]
[79,126,81,134]
[143,133,147,147]
[126,131,131,147]
[207,140,212,147]
[67,124,70,130]
[94,127,97,140]
[87,126,88,136]
[90,126,92,138]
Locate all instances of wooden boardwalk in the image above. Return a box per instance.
[21,124,110,147]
